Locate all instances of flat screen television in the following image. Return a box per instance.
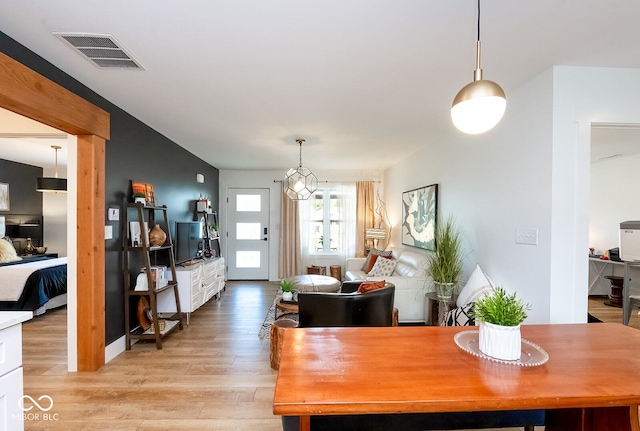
[174,221,204,264]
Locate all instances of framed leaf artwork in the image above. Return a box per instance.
[401,183,438,251]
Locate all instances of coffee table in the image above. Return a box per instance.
[284,274,341,293]
[274,323,640,431]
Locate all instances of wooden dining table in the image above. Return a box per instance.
[273,323,640,431]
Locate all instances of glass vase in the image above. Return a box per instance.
[434,282,454,301]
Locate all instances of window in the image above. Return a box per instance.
[310,189,342,252]
[300,183,356,258]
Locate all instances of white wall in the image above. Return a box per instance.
[41,136,73,257]
[589,153,640,255]
[220,169,382,281]
[385,69,554,324]
[42,163,68,257]
[385,66,640,325]
[588,153,640,295]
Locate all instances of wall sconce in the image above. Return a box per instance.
[196,174,205,183]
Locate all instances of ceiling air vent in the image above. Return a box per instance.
[53,32,144,70]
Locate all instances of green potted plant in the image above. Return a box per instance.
[472,286,531,360]
[280,279,296,302]
[133,191,146,204]
[209,223,219,238]
[426,215,465,300]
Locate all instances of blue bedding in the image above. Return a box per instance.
[0,261,67,311]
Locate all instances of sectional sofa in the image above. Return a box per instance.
[344,247,429,323]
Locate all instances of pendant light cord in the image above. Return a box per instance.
[477,0,481,42]
[296,138,305,168]
[474,0,483,80]
[54,147,59,178]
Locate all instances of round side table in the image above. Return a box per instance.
[275,299,299,319]
[425,292,458,326]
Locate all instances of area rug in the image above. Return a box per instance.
[258,291,298,339]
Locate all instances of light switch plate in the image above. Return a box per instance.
[516,228,538,245]
[108,208,119,221]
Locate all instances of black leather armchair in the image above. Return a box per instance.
[297,283,395,328]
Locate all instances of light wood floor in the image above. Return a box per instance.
[22,281,282,431]
[21,283,634,430]
[588,294,640,329]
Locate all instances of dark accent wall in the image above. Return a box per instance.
[0,159,44,253]
[0,159,43,214]
[0,31,220,345]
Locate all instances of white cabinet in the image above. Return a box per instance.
[0,311,32,431]
[158,257,225,323]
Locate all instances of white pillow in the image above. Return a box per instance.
[368,257,398,277]
[0,238,21,263]
[456,264,494,308]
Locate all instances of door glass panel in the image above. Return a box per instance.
[236,223,261,240]
[236,251,260,268]
[237,194,261,212]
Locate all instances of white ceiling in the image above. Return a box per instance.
[1,1,640,170]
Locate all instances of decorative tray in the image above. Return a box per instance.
[454,330,549,367]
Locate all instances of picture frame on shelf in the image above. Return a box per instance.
[129,221,149,247]
[145,183,155,206]
[0,183,9,211]
[401,183,438,251]
[131,180,155,206]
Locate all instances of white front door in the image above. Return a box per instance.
[226,188,270,280]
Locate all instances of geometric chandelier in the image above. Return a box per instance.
[284,139,318,200]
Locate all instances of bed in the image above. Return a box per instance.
[0,229,67,315]
[0,256,67,315]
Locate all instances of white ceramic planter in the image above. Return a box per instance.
[282,291,293,301]
[478,321,522,360]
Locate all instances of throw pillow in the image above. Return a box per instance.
[456,264,494,308]
[441,302,475,326]
[0,237,21,263]
[364,254,392,274]
[357,280,386,293]
[364,254,380,273]
[368,257,397,277]
[360,247,393,271]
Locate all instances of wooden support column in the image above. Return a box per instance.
[76,135,106,371]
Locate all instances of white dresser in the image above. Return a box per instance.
[158,257,225,323]
[0,311,32,431]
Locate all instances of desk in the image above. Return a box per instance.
[589,257,624,295]
[273,324,640,431]
[623,261,640,325]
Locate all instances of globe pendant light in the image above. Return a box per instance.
[451,0,506,134]
[36,145,67,193]
[284,139,317,200]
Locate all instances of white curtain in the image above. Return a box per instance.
[299,182,357,268]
